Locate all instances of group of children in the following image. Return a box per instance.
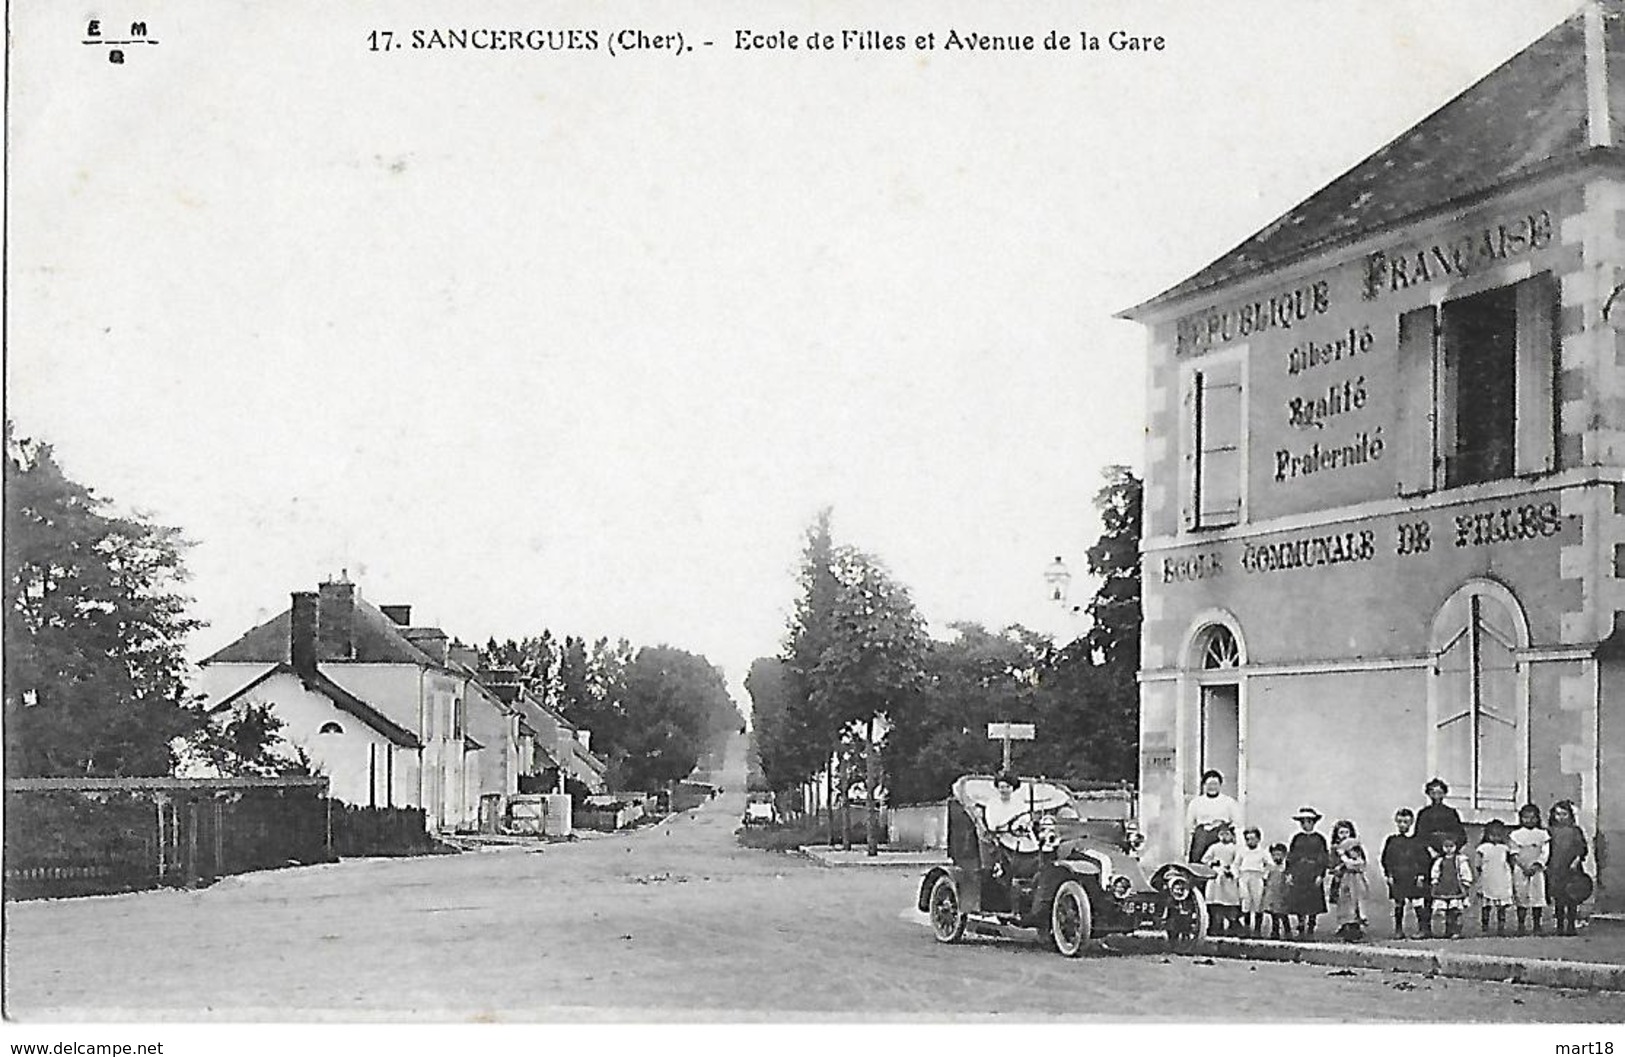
[1195,782,1592,943]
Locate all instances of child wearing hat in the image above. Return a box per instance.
[1284,807,1329,938]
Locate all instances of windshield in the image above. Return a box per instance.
[954,775,1074,826]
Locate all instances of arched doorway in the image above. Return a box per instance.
[1197,625,1242,790]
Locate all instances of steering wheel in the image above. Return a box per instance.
[993,810,1043,853]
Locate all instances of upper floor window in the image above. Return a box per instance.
[1396,273,1557,494]
[1184,358,1245,529]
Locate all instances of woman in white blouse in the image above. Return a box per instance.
[1187,769,1242,862]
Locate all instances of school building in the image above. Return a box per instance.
[1121,3,1625,909]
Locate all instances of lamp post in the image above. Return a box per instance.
[1043,555,1073,608]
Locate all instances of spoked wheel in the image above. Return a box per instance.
[929,875,966,943]
[1050,878,1093,957]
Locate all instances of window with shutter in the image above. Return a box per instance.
[1431,585,1524,814]
[1190,360,1244,528]
[1425,273,1560,490]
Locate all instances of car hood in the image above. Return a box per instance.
[1057,836,1153,891]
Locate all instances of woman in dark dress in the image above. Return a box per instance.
[1414,778,1466,852]
[1414,777,1466,933]
[1284,806,1329,938]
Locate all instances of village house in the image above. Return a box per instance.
[197,578,521,832]
[479,667,609,794]
[1121,3,1625,909]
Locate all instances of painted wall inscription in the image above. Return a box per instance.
[1361,209,1553,302]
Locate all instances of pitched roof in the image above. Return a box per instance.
[1124,3,1625,317]
[202,597,442,667]
[211,663,422,749]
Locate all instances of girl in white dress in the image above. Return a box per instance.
[1508,803,1549,935]
[1476,819,1514,935]
[1202,823,1242,936]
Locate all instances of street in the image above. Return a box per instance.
[3,738,1618,1021]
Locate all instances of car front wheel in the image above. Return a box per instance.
[929,875,966,943]
[1050,878,1093,957]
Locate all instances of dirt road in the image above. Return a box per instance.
[4,737,1618,1020]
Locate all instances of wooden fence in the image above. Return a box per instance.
[4,777,331,900]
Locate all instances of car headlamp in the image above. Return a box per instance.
[1165,875,1190,900]
[1110,876,1133,900]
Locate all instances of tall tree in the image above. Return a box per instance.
[811,546,929,854]
[745,656,805,793]
[782,508,845,830]
[4,428,202,776]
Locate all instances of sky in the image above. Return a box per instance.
[6,0,1583,713]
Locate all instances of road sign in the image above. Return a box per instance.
[987,723,1035,741]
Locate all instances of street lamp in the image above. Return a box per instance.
[1043,555,1073,606]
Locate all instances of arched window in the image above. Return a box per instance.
[1200,625,1241,670]
[319,721,344,735]
[1431,581,1527,813]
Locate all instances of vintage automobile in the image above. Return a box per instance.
[917,775,1212,956]
[741,794,778,827]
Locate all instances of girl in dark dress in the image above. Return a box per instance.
[1284,806,1329,938]
[1547,800,1590,936]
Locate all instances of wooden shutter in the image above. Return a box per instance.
[1396,306,1439,496]
[1197,363,1243,526]
[1515,272,1559,475]
[1181,371,1200,531]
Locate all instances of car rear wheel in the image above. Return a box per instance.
[929,875,966,943]
[1050,879,1092,957]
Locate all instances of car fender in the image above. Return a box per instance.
[1151,862,1215,889]
[918,865,974,913]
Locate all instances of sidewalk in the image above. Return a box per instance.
[1196,917,1625,992]
[846,844,1625,992]
[798,845,949,868]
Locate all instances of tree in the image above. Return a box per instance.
[782,508,846,833]
[481,632,560,701]
[1024,466,1143,784]
[884,623,1041,803]
[4,427,202,777]
[616,646,740,789]
[810,546,929,854]
[744,656,796,793]
[184,700,313,778]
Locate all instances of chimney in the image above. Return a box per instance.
[380,605,412,626]
[290,591,319,674]
[403,627,449,665]
[479,667,522,704]
[317,579,355,661]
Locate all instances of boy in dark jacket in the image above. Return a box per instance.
[1381,807,1432,938]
